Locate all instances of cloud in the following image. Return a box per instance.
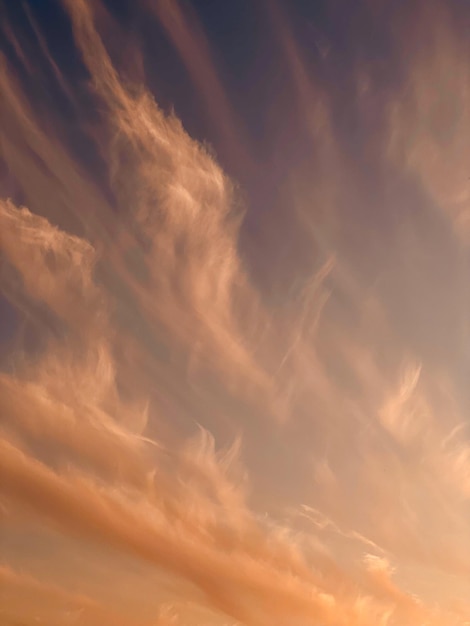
[1,1,470,625]
[150,0,253,169]
[385,1,470,240]
[0,563,150,626]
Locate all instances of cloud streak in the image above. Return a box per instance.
[1,0,470,625]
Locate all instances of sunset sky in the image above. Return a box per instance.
[1,1,470,624]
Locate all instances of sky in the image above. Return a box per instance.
[1,0,470,624]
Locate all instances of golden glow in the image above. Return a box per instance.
[1,0,470,624]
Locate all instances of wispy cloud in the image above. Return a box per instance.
[1,0,470,624]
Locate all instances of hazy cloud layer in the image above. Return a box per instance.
[1,0,470,624]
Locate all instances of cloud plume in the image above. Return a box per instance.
[1,0,470,625]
